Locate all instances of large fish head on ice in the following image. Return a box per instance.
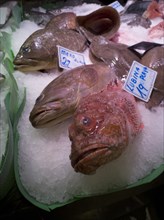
[13,29,58,72]
[69,81,142,175]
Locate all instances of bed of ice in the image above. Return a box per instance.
[11,3,164,205]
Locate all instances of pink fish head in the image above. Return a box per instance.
[69,82,143,175]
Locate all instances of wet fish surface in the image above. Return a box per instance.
[89,36,140,81]
[69,80,142,174]
[121,13,151,29]
[13,12,87,72]
[141,46,164,109]
[29,64,116,128]
[76,6,120,41]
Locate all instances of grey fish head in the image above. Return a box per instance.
[13,29,57,72]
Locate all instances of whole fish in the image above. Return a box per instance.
[29,64,116,128]
[89,36,140,81]
[76,6,120,41]
[13,12,87,72]
[69,80,142,175]
[141,46,164,109]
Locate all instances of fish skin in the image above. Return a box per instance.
[69,80,142,175]
[121,13,151,29]
[76,6,120,42]
[89,36,140,81]
[141,46,164,109]
[46,12,77,30]
[13,12,87,72]
[125,1,151,15]
[29,64,116,128]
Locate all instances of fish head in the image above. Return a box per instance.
[29,80,77,128]
[69,90,130,175]
[13,29,57,72]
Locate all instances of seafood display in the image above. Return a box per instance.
[69,80,142,174]
[13,6,120,72]
[1,0,163,208]
[26,1,164,174]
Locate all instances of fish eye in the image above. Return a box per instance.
[82,116,91,126]
[22,46,31,53]
[36,94,45,103]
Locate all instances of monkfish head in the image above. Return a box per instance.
[69,82,142,175]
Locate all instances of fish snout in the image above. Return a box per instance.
[70,144,121,175]
[29,101,63,128]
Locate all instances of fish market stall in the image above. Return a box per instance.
[0,0,164,217]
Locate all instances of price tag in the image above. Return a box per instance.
[109,1,124,13]
[123,61,157,102]
[57,45,86,70]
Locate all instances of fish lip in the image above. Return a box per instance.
[13,57,40,66]
[14,57,35,64]
[29,108,57,127]
[13,58,41,71]
[71,144,110,170]
[29,106,71,128]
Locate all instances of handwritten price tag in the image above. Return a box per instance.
[57,45,86,70]
[109,1,124,13]
[123,61,157,102]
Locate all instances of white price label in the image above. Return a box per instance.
[109,1,124,13]
[123,61,157,102]
[57,45,86,70]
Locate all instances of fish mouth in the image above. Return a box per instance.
[13,57,47,71]
[70,144,113,175]
[29,105,73,128]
